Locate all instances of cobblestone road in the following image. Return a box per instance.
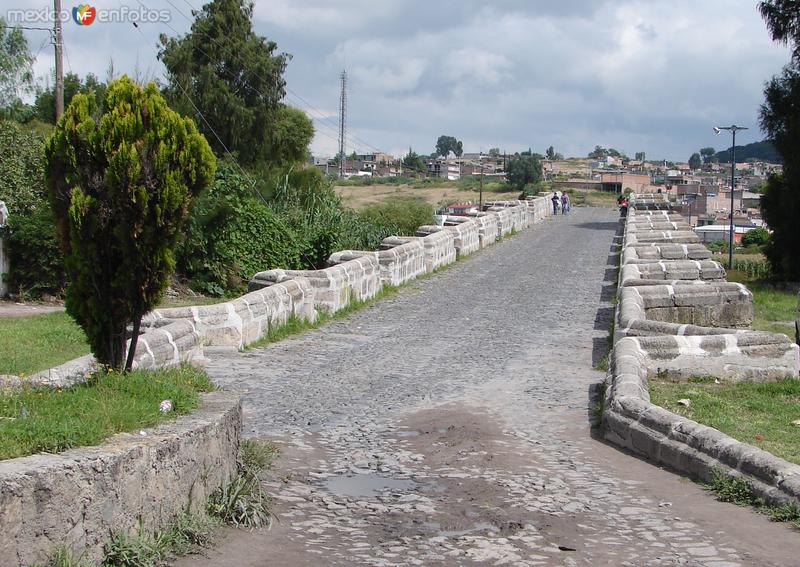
[182,207,800,567]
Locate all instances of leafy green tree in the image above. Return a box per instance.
[700,147,716,164]
[505,155,542,190]
[758,0,800,279]
[489,147,501,157]
[588,145,608,159]
[158,0,289,167]
[634,151,646,161]
[34,73,107,124]
[688,152,702,170]
[435,135,461,158]
[0,18,34,113]
[45,76,216,370]
[402,148,427,175]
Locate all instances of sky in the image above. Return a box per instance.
[7,0,792,161]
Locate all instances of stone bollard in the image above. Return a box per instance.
[0,200,8,298]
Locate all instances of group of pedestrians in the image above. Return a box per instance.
[551,191,571,215]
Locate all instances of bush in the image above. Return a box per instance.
[741,227,770,247]
[0,118,48,217]
[360,198,435,236]
[5,204,65,296]
[179,165,303,295]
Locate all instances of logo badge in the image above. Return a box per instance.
[72,4,96,25]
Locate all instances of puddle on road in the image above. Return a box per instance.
[424,521,496,538]
[323,473,417,498]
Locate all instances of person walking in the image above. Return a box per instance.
[551,192,560,215]
[561,192,570,214]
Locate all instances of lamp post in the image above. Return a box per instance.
[713,125,748,269]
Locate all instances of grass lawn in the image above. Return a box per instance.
[726,269,798,335]
[0,365,214,460]
[566,189,619,208]
[0,312,90,376]
[648,377,800,465]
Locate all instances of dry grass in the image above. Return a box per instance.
[336,183,484,210]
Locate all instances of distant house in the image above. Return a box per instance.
[428,158,461,180]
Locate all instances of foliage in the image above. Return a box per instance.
[178,164,302,295]
[741,227,770,246]
[271,167,392,267]
[714,139,781,163]
[587,145,608,159]
[103,523,164,567]
[700,147,716,163]
[759,0,800,61]
[360,198,434,236]
[731,257,773,280]
[435,135,463,157]
[45,76,216,370]
[0,118,48,216]
[0,18,34,111]
[634,151,646,161]
[708,471,763,506]
[688,152,701,170]
[158,0,290,168]
[0,118,66,297]
[545,145,563,160]
[208,440,275,528]
[0,365,213,460]
[6,206,66,297]
[34,73,107,125]
[505,154,542,190]
[759,71,800,279]
[402,147,428,175]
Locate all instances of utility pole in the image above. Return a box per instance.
[337,70,347,179]
[479,152,484,211]
[54,0,64,120]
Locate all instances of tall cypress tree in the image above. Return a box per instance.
[45,76,216,370]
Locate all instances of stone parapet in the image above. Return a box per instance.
[0,391,241,566]
[604,197,800,502]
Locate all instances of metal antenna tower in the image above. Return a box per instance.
[338,70,347,178]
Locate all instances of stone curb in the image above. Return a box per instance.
[0,390,242,566]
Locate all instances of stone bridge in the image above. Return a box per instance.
[178,205,800,567]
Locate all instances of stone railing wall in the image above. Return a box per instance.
[0,391,241,566]
[603,194,800,505]
[0,200,8,297]
[7,197,553,391]
[135,198,552,354]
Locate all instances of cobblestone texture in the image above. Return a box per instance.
[186,207,800,567]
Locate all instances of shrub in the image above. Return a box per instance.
[360,198,435,236]
[0,118,48,217]
[45,77,216,369]
[741,227,770,247]
[5,204,65,296]
[178,165,303,295]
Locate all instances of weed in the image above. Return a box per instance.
[158,512,219,557]
[706,471,764,507]
[208,440,278,529]
[102,521,164,567]
[591,381,607,425]
[594,354,609,372]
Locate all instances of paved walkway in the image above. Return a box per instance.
[182,207,800,567]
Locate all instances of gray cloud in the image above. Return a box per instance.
[12,0,791,161]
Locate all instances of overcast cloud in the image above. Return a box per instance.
[9,0,791,161]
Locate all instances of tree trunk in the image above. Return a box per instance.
[125,314,142,372]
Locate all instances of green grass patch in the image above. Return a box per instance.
[0,365,214,460]
[0,312,90,376]
[648,377,800,465]
[725,272,797,335]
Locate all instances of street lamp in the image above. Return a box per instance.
[713,125,748,269]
